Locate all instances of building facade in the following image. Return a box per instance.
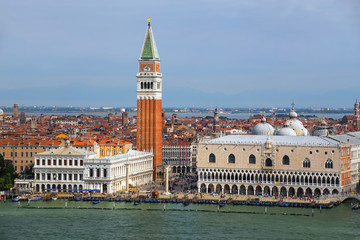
[136,18,163,179]
[0,138,132,174]
[33,142,153,193]
[197,135,352,197]
[163,143,192,175]
[328,132,360,191]
[33,141,92,192]
[84,150,153,193]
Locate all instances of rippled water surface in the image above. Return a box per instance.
[1,200,359,240]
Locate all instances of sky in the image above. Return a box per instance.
[0,0,359,108]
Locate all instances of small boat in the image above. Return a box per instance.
[134,201,140,206]
[12,197,20,202]
[52,198,57,201]
[93,201,101,204]
[352,203,359,210]
[183,202,190,206]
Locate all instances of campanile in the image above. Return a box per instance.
[136,18,162,179]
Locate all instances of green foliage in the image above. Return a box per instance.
[0,154,18,190]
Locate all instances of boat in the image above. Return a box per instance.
[134,201,140,206]
[93,201,101,204]
[183,202,190,206]
[12,197,20,202]
[352,203,359,210]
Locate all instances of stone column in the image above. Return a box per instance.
[125,164,130,192]
[165,165,169,194]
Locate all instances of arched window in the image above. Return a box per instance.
[249,154,256,164]
[228,154,235,164]
[151,82,153,89]
[209,153,216,163]
[325,159,333,169]
[282,155,290,165]
[303,158,311,168]
[141,82,144,89]
[265,158,272,167]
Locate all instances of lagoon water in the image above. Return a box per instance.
[1,200,360,239]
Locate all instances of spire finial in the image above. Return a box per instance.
[291,100,295,111]
[148,17,151,26]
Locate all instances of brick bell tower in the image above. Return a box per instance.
[136,17,163,179]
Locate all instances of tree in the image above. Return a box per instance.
[0,154,18,190]
[20,164,34,179]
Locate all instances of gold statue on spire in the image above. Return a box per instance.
[148,17,151,23]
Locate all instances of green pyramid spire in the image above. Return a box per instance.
[140,19,160,60]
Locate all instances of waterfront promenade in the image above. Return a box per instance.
[12,191,360,208]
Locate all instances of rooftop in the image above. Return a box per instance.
[204,135,340,147]
[37,146,95,156]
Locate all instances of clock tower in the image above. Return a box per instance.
[137,18,163,179]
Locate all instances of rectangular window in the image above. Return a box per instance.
[97,169,100,178]
[20,166,23,171]
[75,160,78,166]
[69,174,72,180]
[2,152,5,157]
[37,159,40,166]
[15,152,17,157]
[48,159,51,165]
[47,173,51,180]
[80,174,83,180]
[42,159,45,165]
[26,152,28,157]
[11,152,13,157]
[30,152,33,157]
[104,169,107,178]
[58,174,62,180]
[90,169,93,177]
[69,160,72,166]
[63,174,67,181]
[64,160,67,166]
[36,173,40,180]
[59,159,62,166]
[42,173,45,180]
[80,160,83,166]
[53,159,56,165]
[74,174,78,181]
[14,166,17,171]
[21,152,24,157]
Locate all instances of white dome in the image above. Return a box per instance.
[0,109,3,115]
[289,110,297,118]
[277,127,297,136]
[287,119,308,136]
[253,122,274,135]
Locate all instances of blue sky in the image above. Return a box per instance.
[0,0,359,108]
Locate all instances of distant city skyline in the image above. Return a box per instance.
[1,0,359,108]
